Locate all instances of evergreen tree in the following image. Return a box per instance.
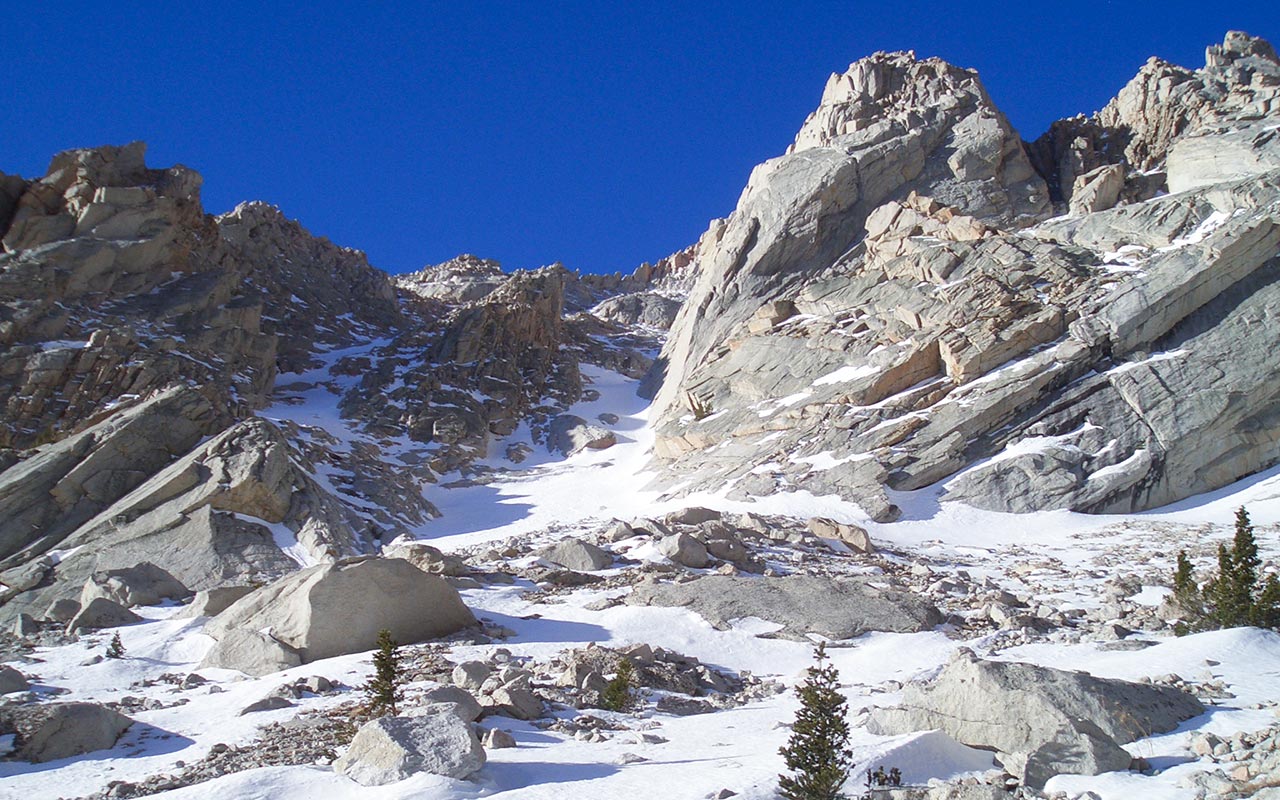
[1173,507,1279,633]
[600,658,637,712]
[778,643,853,800]
[363,629,404,716]
[1208,507,1263,628]
[1252,573,1280,629]
[1172,547,1203,624]
[105,633,125,659]
[1173,551,1196,598]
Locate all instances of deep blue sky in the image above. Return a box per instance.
[4,2,1277,275]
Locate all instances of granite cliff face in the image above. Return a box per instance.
[646,32,1280,521]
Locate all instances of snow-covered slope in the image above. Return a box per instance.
[3,363,1278,800]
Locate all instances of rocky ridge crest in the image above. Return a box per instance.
[646,32,1280,521]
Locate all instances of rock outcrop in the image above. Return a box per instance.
[1029,31,1280,203]
[627,574,941,639]
[643,33,1280,519]
[201,557,475,673]
[868,649,1205,788]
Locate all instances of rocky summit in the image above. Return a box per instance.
[2,30,1280,800]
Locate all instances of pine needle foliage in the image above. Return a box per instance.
[364,629,404,716]
[600,657,637,712]
[1172,507,1279,633]
[778,643,853,800]
[105,633,125,659]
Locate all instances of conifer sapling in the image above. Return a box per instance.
[601,657,637,712]
[364,628,404,716]
[105,632,125,659]
[778,642,853,800]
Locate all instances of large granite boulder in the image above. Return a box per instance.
[547,414,616,456]
[536,538,612,572]
[79,562,189,608]
[199,629,302,677]
[868,649,1205,788]
[175,585,255,619]
[2,702,133,763]
[65,597,141,633]
[333,711,486,785]
[0,665,30,694]
[202,557,476,673]
[627,574,941,639]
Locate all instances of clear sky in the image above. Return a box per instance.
[4,2,1277,276]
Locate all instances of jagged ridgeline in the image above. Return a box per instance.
[1,30,1279,624]
[647,31,1280,520]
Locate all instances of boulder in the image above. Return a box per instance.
[702,534,754,567]
[65,597,141,633]
[657,533,709,569]
[418,686,483,722]
[628,574,941,639]
[0,665,30,693]
[79,562,189,608]
[806,517,874,553]
[486,686,543,720]
[44,598,81,622]
[200,629,302,677]
[11,613,39,637]
[238,695,295,715]
[333,712,486,785]
[536,538,612,572]
[7,702,133,763]
[868,649,1205,788]
[484,728,516,749]
[175,585,255,619]
[203,557,475,669]
[1068,164,1125,215]
[664,507,722,526]
[602,520,636,542]
[0,557,53,599]
[547,415,617,456]
[451,661,492,690]
[381,541,467,576]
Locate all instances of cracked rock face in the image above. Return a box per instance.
[645,32,1280,519]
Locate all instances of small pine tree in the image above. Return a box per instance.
[1252,574,1280,629]
[1171,551,1204,633]
[779,643,853,800]
[105,633,125,659]
[1208,507,1264,628]
[1172,507,1279,633]
[1173,551,1197,601]
[600,657,637,712]
[363,629,404,716]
